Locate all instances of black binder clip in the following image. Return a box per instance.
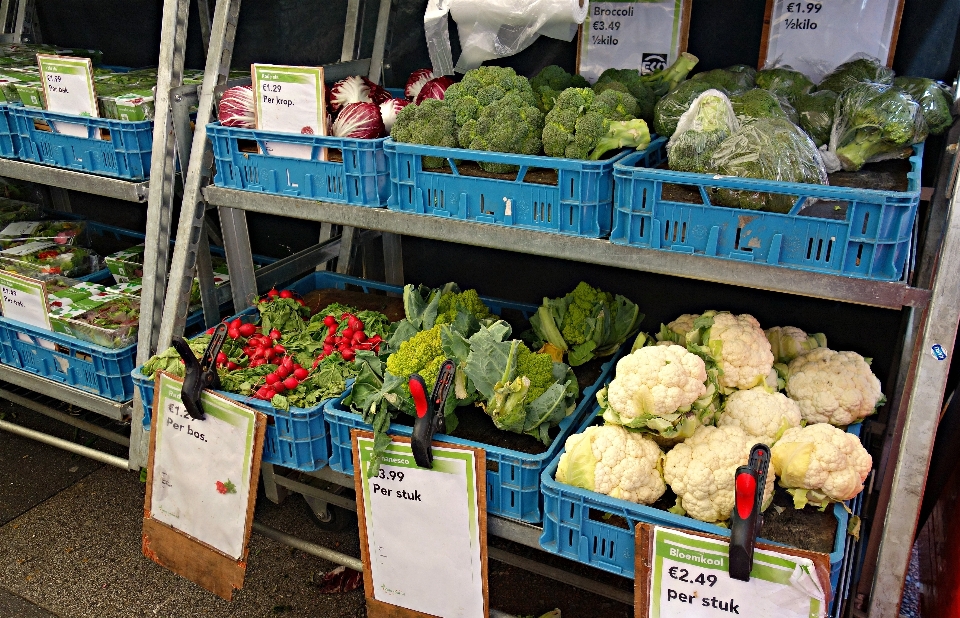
[408,359,456,468]
[729,443,771,582]
[171,322,227,420]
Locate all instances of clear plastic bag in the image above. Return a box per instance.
[710,117,828,213]
[755,67,814,106]
[893,77,955,136]
[817,56,893,94]
[690,68,754,96]
[730,89,794,126]
[796,90,838,147]
[829,82,927,172]
[653,79,714,137]
[667,89,739,174]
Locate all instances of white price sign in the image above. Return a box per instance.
[251,64,326,161]
[37,55,98,138]
[578,0,691,82]
[761,0,904,81]
[647,527,827,618]
[356,434,486,618]
[0,270,50,330]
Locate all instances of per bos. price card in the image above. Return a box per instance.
[353,431,488,618]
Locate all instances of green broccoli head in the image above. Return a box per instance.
[639,52,700,97]
[726,64,758,80]
[591,88,640,121]
[894,77,954,136]
[795,90,838,147]
[435,288,494,326]
[653,79,716,137]
[817,57,893,94]
[710,117,827,213]
[668,93,737,173]
[691,68,754,95]
[544,87,626,159]
[730,88,791,125]
[516,344,556,402]
[458,92,545,173]
[390,98,458,169]
[834,82,927,171]
[443,66,536,128]
[755,67,814,106]
[530,65,589,113]
[385,325,444,390]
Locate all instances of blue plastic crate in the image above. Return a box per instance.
[0,104,20,159]
[0,315,136,401]
[207,122,390,207]
[611,137,923,281]
[385,138,633,238]
[539,412,863,605]
[324,344,625,523]
[10,106,153,180]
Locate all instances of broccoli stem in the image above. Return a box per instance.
[835,130,901,171]
[642,52,699,96]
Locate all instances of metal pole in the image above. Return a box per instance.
[251,522,363,570]
[868,155,960,615]
[0,419,129,469]
[0,388,129,447]
[158,0,241,352]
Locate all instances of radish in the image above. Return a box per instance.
[343,329,355,340]
[273,382,285,394]
[323,315,338,327]
[227,361,239,370]
[206,327,215,335]
[283,376,299,390]
[341,349,356,361]
[276,365,291,379]
[293,367,309,380]
[279,290,293,299]
[265,373,279,385]
[270,329,282,341]
[228,328,240,339]
[238,323,256,337]
[229,319,241,330]
[267,289,279,298]
[250,358,266,367]
[274,344,286,354]
[216,352,227,365]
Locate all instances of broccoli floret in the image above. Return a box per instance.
[436,289,493,325]
[385,325,444,390]
[560,282,612,345]
[544,87,640,159]
[443,66,536,128]
[590,119,651,160]
[516,344,556,402]
[691,69,754,95]
[730,88,791,124]
[639,52,700,97]
[390,98,458,169]
[894,77,954,136]
[653,79,716,137]
[834,83,927,171]
[795,90,838,147]
[668,93,736,173]
[593,68,657,121]
[710,118,827,213]
[817,57,893,94]
[530,65,589,113]
[458,92,544,173]
[755,67,814,106]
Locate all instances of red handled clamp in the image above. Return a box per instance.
[729,443,771,581]
[409,359,456,468]
[171,322,227,420]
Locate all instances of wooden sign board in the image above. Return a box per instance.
[635,522,833,618]
[352,430,488,618]
[576,0,692,82]
[142,372,267,600]
[758,0,905,81]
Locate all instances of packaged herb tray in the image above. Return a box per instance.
[0,220,85,250]
[53,294,140,349]
[0,242,99,278]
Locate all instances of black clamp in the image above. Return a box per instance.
[171,322,227,420]
[409,359,456,469]
[729,443,771,582]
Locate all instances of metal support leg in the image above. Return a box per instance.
[336,226,359,275]
[315,223,334,271]
[158,0,241,352]
[260,463,288,504]
[382,232,403,287]
[45,186,71,213]
[197,0,212,54]
[196,230,220,327]
[220,205,257,311]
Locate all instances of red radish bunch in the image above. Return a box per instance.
[254,355,310,401]
[379,98,410,132]
[261,287,306,307]
[314,311,382,366]
[405,68,435,101]
[332,102,386,139]
[329,75,372,113]
[414,76,454,104]
[218,85,255,128]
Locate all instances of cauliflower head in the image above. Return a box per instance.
[785,348,883,425]
[556,424,666,505]
[718,386,801,446]
[663,424,775,523]
[772,423,873,507]
[656,313,700,345]
[693,311,774,392]
[602,345,708,436]
[764,325,827,364]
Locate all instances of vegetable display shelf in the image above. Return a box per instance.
[0,314,137,401]
[610,138,923,282]
[384,138,642,238]
[206,122,390,207]
[538,411,864,607]
[0,104,20,159]
[10,106,153,180]
[324,347,625,524]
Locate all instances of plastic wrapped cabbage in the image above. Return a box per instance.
[667,89,739,174]
[817,57,894,94]
[830,82,927,172]
[710,118,828,213]
[795,90,838,147]
[653,79,715,137]
[755,67,814,106]
[893,77,955,135]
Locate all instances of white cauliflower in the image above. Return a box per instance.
[718,387,802,446]
[658,313,700,342]
[556,424,666,505]
[765,326,828,364]
[663,424,775,523]
[785,348,884,425]
[772,423,873,508]
[696,311,774,392]
[600,344,711,439]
